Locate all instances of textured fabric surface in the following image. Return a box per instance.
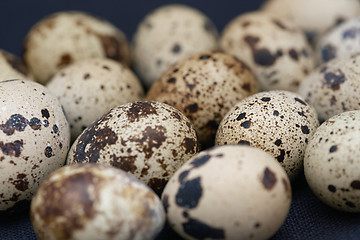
[1,175,359,240]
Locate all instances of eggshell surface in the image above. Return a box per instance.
[67,100,199,194]
[304,111,360,212]
[216,90,319,180]
[0,79,70,212]
[162,145,291,240]
[46,58,144,141]
[132,4,218,88]
[0,50,31,81]
[31,164,165,240]
[23,11,131,84]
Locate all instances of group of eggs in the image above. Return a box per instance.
[1,0,360,239]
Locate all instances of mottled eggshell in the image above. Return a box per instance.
[46,58,144,141]
[0,49,32,81]
[31,164,165,240]
[67,100,199,194]
[304,111,360,212]
[220,11,314,92]
[132,4,218,88]
[316,17,360,63]
[146,51,259,148]
[216,90,319,180]
[262,0,360,44]
[162,145,291,240]
[298,53,360,122]
[0,79,70,213]
[23,11,131,85]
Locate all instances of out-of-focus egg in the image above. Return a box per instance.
[31,164,165,240]
[216,90,319,180]
[162,145,291,240]
[304,111,360,212]
[0,50,32,81]
[132,4,218,88]
[219,11,314,92]
[67,100,199,194]
[146,51,258,148]
[23,11,131,84]
[0,79,70,213]
[262,0,360,44]
[298,53,360,122]
[46,58,144,141]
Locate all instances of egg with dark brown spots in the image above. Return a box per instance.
[0,79,70,213]
[262,0,360,44]
[46,58,144,141]
[298,53,360,122]
[219,11,314,92]
[31,164,165,240]
[146,51,258,149]
[23,11,131,85]
[304,111,360,212]
[316,17,360,64]
[67,100,199,194]
[0,49,32,81]
[132,4,219,88]
[162,145,291,240]
[216,90,319,180]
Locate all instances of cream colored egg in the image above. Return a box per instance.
[31,164,165,240]
[219,11,314,92]
[216,90,319,180]
[146,51,258,148]
[132,4,218,88]
[67,100,199,194]
[162,145,291,240]
[46,58,144,141]
[23,11,131,84]
[304,111,360,212]
[0,50,32,81]
[298,53,360,122]
[0,79,70,213]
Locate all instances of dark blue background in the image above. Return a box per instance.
[1,1,360,239]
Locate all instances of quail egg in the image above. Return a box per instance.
[162,145,291,240]
[216,90,319,180]
[132,4,218,88]
[0,49,32,81]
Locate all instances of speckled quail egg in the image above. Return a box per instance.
[46,58,144,141]
[298,53,360,122]
[67,100,199,194]
[304,110,360,212]
[132,4,218,88]
[23,11,131,85]
[146,51,258,149]
[219,11,314,92]
[0,49,32,81]
[316,17,360,63]
[262,0,360,44]
[31,164,165,240]
[0,79,70,213]
[162,145,291,240]
[216,90,319,180]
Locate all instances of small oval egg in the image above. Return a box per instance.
[31,164,165,240]
[298,53,360,122]
[0,49,32,81]
[219,11,314,92]
[0,79,70,213]
[67,100,199,194]
[316,17,360,63]
[46,58,144,141]
[262,0,360,44]
[146,51,259,148]
[23,11,131,84]
[304,111,360,212]
[132,4,218,88]
[162,145,291,240]
[216,90,319,180]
